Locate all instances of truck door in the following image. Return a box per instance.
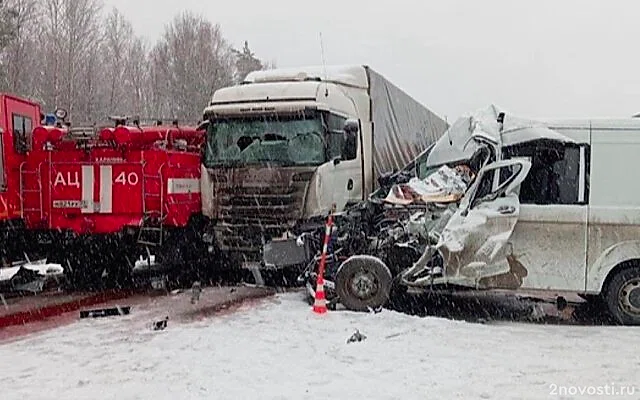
[314,115,363,212]
[0,128,5,191]
[0,129,6,219]
[436,158,531,286]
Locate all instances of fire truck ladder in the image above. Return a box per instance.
[19,162,44,221]
[137,168,166,247]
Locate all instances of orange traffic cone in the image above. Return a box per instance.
[312,274,327,314]
[312,205,335,314]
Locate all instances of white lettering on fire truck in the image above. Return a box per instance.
[114,171,139,186]
[53,171,80,188]
[95,157,125,163]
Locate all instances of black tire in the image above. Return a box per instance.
[335,255,392,312]
[604,267,640,325]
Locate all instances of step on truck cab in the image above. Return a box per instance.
[200,65,449,274]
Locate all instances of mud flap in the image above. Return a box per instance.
[437,158,531,285]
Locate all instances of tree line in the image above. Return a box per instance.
[0,0,273,125]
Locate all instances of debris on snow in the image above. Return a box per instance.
[347,329,367,343]
[79,306,131,319]
[152,316,169,331]
[191,281,202,304]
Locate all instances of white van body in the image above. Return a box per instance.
[402,106,640,324]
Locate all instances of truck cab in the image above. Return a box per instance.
[200,66,370,270]
[200,65,448,273]
[0,94,42,264]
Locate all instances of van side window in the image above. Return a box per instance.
[12,113,33,154]
[504,140,582,205]
[471,163,522,209]
[324,113,347,160]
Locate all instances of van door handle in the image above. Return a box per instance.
[347,179,353,191]
[497,205,515,215]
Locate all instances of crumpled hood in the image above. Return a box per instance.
[426,104,576,168]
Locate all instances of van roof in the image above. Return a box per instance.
[544,118,640,130]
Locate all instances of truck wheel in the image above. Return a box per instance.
[335,255,392,312]
[604,267,640,325]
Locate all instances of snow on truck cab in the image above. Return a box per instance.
[319,104,640,325]
[200,65,449,273]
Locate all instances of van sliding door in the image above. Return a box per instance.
[506,140,588,292]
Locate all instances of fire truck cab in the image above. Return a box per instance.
[0,94,42,266]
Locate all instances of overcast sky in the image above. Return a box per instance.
[103,0,639,121]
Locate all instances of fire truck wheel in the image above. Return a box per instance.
[604,265,640,326]
[335,255,392,312]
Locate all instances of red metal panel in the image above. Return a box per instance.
[109,163,144,216]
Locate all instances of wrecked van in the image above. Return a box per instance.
[307,105,640,325]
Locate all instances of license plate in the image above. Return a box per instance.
[52,200,88,208]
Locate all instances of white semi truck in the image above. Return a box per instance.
[199,65,449,275]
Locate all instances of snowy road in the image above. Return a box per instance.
[1,292,638,400]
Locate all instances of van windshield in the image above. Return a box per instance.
[204,114,326,167]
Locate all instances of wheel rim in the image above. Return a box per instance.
[619,278,640,316]
[348,269,379,300]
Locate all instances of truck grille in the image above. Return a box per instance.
[211,169,315,261]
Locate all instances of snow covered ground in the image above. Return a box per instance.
[1,292,638,400]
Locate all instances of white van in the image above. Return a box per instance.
[397,106,640,325]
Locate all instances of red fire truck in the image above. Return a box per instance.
[1,93,208,290]
[0,94,42,267]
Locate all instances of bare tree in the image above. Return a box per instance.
[125,37,151,118]
[150,11,235,122]
[101,7,133,115]
[3,0,37,94]
[37,0,103,120]
[1,5,276,125]
[232,40,263,84]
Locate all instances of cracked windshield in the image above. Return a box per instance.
[204,115,326,166]
[1,1,639,399]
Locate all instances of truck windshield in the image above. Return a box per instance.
[203,115,326,167]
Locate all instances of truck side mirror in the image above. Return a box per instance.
[197,120,210,131]
[343,119,360,134]
[341,119,359,161]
